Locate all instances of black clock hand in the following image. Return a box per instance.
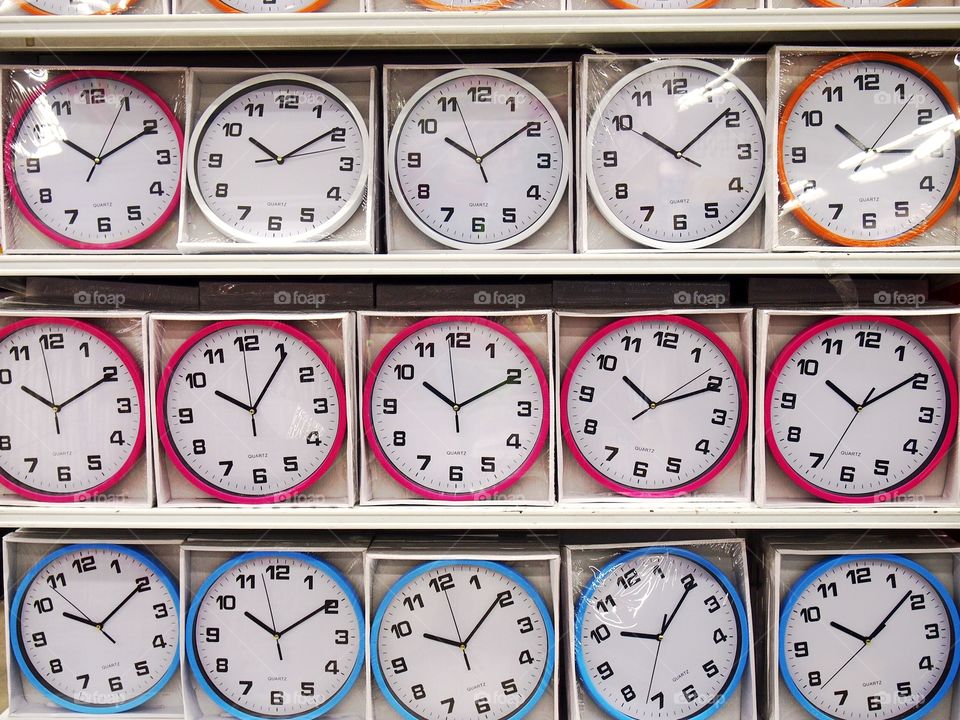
[240,339,256,438]
[62,139,98,162]
[244,611,278,636]
[631,369,713,420]
[661,585,693,635]
[98,127,153,164]
[861,374,923,408]
[86,97,125,182]
[653,379,722,409]
[38,340,60,435]
[830,621,869,644]
[822,643,868,689]
[214,390,253,412]
[276,600,338,637]
[261,573,283,661]
[622,375,655,407]
[98,584,141,628]
[462,592,508,646]
[479,123,535,162]
[867,590,913,640]
[854,95,915,172]
[444,136,479,161]
[634,130,702,168]
[824,387,875,468]
[443,589,471,672]
[279,127,344,162]
[253,145,346,163]
[645,614,668,703]
[447,342,461,434]
[57,373,111,411]
[248,136,282,163]
[20,385,56,409]
[251,345,288,411]
[422,381,457,409]
[834,124,870,153]
[620,630,662,641]
[679,109,731,155]
[456,103,488,184]
[61,612,117,644]
[423,632,464,648]
[825,380,861,411]
[458,374,522,410]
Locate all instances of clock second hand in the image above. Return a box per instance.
[447,343,461,434]
[239,341,257,438]
[86,97,126,183]
[54,587,117,644]
[442,589,471,671]
[823,387,875,469]
[455,102,488,184]
[38,339,60,435]
[644,614,669,703]
[261,573,283,661]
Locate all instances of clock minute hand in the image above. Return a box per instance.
[98,127,152,164]
[98,584,142,628]
[861,374,923,408]
[57,373,111,411]
[251,346,288,411]
[254,145,345,163]
[280,127,343,161]
[679,109,731,155]
[457,374,521,410]
[276,599,338,637]
[479,122,535,162]
[867,590,913,640]
[462,592,509,646]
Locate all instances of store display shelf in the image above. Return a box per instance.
[3,504,960,530]
[1,8,960,52]
[4,251,960,277]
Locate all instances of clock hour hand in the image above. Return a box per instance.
[423,632,464,648]
[829,620,869,644]
[622,375,655,407]
[834,124,870,153]
[825,380,860,411]
[61,612,117,644]
[214,390,253,412]
[244,610,278,636]
[20,385,56,409]
[248,136,282,163]
[620,630,662,640]
[62,139,98,163]
[422,381,457,410]
[634,130,702,168]
[444,136,479,162]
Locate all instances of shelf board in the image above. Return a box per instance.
[3,504,960,530]
[2,8,960,52]
[1,251,960,276]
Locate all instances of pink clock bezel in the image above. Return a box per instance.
[0,317,146,503]
[560,315,749,499]
[764,315,959,503]
[363,315,550,501]
[156,320,347,505]
[3,70,184,250]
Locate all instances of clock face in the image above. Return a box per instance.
[780,554,960,720]
[765,316,957,503]
[157,320,346,504]
[364,316,549,500]
[4,71,183,249]
[388,68,570,250]
[0,318,145,502]
[603,0,717,7]
[413,0,512,9]
[186,552,364,720]
[586,60,765,249]
[187,73,369,244]
[17,0,134,15]
[561,316,747,497]
[372,560,554,720]
[205,0,329,13]
[10,544,180,712]
[576,548,748,720]
[804,0,912,7]
[779,53,960,247]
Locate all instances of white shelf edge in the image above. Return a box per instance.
[1,8,960,51]
[2,505,960,530]
[2,251,960,276]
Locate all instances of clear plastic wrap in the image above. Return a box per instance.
[564,537,756,720]
[0,0,164,16]
[179,67,376,253]
[3,529,186,719]
[148,312,357,507]
[0,308,152,507]
[358,310,555,505]
[180,534,368,720]
[383,64,573,253]
[769,0,951,9]
[556,309,753,502]
[578,54,768,252]
[2,66,186,252]
[771,47,960,251]
[368,0,560,13]
[365,538,560,720]
[174,0,355,14]
[756,308,960,506]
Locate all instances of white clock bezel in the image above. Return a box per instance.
[585,59,767,251]
[387,67,571,252]
[186,72,371,246]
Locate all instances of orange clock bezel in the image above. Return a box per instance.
[604,0,719,9]
[778,52,960,248]
[205,0,330,12]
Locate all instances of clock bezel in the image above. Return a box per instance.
[764,315,958,503]
[156,319,347,504]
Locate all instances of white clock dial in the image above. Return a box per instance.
[587,60,765,249]
[388,69,570,250]
[5,72,182,249]
[373,561,554,720]
[781,555,960,720]
[562,317,747,497]
[158,321,346,503]
[412,0,514,9]
[187,552,364,720]
[779,53,960,246]
[11,545,179,712]
[805,0,912,7]
[576,548,748,720]
[364,317,548,499]
[0,318,145,501]
[205,0,329,13]
[16,0,134,17]
[602,0,716,7]
[187,73,368,245]
[766,317,956,502]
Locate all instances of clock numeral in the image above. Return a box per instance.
[650,691,664,709]
[801,110,823,127]
[526,184,541,200]
[683,684,699,701]
[855,330,882,348]
[808,671,822,687]
[270,691,284,706]
[437,96,458,112]
[63,208,79,225]
[873,459,890,476]
[192,438,205,454]
[817,582,837,597]
[97,217,112,233]
[156,149,172,166]
[243,104,263,119]
[897,681,913,698]
[267,216,282,232]
[300,681,315,696]
[153,633,168,648]
[798,358,819,376]
[411,683,426,700]
[337,155,355,173]
[276,94,300,109]
[506,433,521,448]
[252,468,267,484]
[218,460,233,476]
[24,457,38,473]
[51,100,71,116]
[728,176,744,193]
[449,466,463,482]
[80,87,106,104]
[821,85,843,103]
[135,660,150,677]
[87,454,102,471]
[594,661,614,681]
[661,77,688,95]
[467,86,492,103]
[925,623,941,639]
[711,409,728,425]
[793,641,809,658]
[780,392,797,410]
[239,681,253,696]
[283,456,299,472]
[695,439,710,455]
[903,438,919,455]
[596,594,617,612]
[441,697,456,714]
[215,183,229,198]
[237,205,251,221]
[149,181,164,196]
[862,212,877,230]
[703,595,721,614]
[406,152,421,169]
[109,676,123,692]
[713,628,728,644]
[791,147,807,164]
[417,184,430,199]
[918,407,935,424]
[481,457,496,473]
[920,655,934,670]
[911,593,926,610]
[306,430,322,446]
[382,398,398,415]
[153,602,169,618]
[31,631,46,647]
[921,175,935,191]
[821,336,841,356]
[417,455,431,470]
[142,119,158,135]
[327,186,342,202]
[852,73,880,91]
[334,629,349,644]
[839,465,855,483]
[391,621,412,638]
[0,369,12,385]
[602,150,618,167]
[471,216,486,233]
[737,144,752,160]
[501,207,517,224]
[673,214,687,231]
[205,627,220,643]
[526,121,541,137]
[417,118,437,134]
[723,110,740,128]
[612,114,633,132]
[25,157,40,174]
[475,698,491,714]
[536,153,551,169]
[666,456,682,474]
[590,623,611,643]
[49,658,63,673]
[403,594,424,611]
[393,364,415,380]
[618,567,640,588]
[918,108,934,126]
[583,418,598,435]
[578,386,595,403]
[800,606,821,623]
[429,573,455,593]
[518,649,535,665]
[868,695,883,711]
[215,595,236,610]
[501,678,518,696]
[498,590,514,608]
[894,200,910,218]
[596,354,617,372]
[620,684,637,702]
[208,153,223,169]
[39,188,52,204]
[633,461,648,478]
[632,90,652,106]
[704,202,719,219]
[33,597,53,613]
[517,616,534,633]
[57,466,71,482]
[653,330,678,349]
[0,436,10,451]
[912,374,929,390]
[809,452,825,468]
[390,657,408,674]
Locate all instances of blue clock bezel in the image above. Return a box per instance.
[185,551,364,720]
[10,543,181,714]
[779,553,960,720]
[371,559,556,720]
[574,546,750,720]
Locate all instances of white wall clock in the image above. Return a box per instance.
[0,317,145,503]
[586,59,765,249]
[10,544,179,712]
[186,551,364,720]
[203,0,330,13]
[4,71,182,249]
[388,68,570,250]
[561,316,747,497]
[780,554,960,720]
[157,320,346,504]
[575,547,749,720]
[601,0,718,9]
[765,316,957,503]
[187,73,369,245]
[363,316,549,500]
[411,0,512,10]
[372,560,554,720]
[779,53,960,247]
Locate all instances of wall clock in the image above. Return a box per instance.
[0,317,145,502]
[4,71,182,249]
[780,554,960,720]
[372,560,554,720]
[10,544,179,712]
[157,320,346,503]
[388,68,570,250]
[412,0,511,10]
[779,53,960,247]
[586,59,765,249]
[602,0,718,9]
[187,73,369,245]
[575,547,748,720]
[186,551,364,720]
[561,316,747,497]
[765,316,956,503]
[364,316,548,500]
[803,0,913,7]
[15,0,136,15]
[203,0,330,13]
